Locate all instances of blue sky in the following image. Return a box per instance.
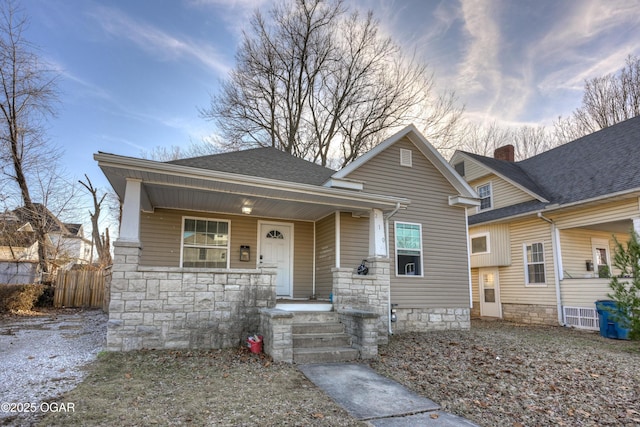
[17,0,640,223]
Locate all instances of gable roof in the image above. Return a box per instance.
[462,115,640,224]
[457,151,549,202]
[168,147,335,186]
[332,124,477,199]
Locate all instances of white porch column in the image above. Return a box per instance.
[633,217,640,236]
[119,178,142,243]
[369,208,386,257]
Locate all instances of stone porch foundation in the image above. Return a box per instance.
[107,240,277,351]
[391,308,471,332]
[502,303,558,325]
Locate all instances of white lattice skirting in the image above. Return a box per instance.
[563,306,600,330]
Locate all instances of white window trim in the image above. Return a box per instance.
[394,221,424,278]
[180,216,231,269]
[470,232,491,255]
[476,182,493,212]
[591,237,611,272]
[523,242,546,286]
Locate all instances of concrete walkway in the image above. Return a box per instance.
[299,363,479,426]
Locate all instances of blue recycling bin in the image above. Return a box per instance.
[595,300,630,340]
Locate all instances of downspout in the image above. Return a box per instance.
[465,209,473,311]
[384,203,401,335]
[537,212,564,326]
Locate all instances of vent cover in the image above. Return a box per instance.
[400,148,412,167]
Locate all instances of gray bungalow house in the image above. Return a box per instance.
[98,125,478,362]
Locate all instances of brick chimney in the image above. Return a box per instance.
[494,144,515,162]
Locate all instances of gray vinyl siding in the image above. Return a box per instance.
[470,175,535,211]
[469,223,511,267]
[499,217,557,306]
[314,213,335,299]
[463,158,491,182]
[293,221,314,298]
[340,212,369,274]
[139,208,314,294]
[344,137,471,308]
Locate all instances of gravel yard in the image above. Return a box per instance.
[4,314,639,426]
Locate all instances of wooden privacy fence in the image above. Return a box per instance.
[54,268,109,311]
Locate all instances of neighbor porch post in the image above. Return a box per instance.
[119,178,142,243]
[633,217,640,236]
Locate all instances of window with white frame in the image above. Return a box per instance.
[471,232,490,255]
[182,217,229,268]
[524,242,546,285]
[477,183,492,211]
[395,222,422,276]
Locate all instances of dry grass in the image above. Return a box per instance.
[33,319,640,427]
[38,348,364,427]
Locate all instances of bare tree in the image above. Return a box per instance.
[79,175,111,266]
[511,125,554,160]
[0,1,59,276]
[554,54,640,143]
[456,121,510,158]
[202,0,463,167]
[140,140,221,162]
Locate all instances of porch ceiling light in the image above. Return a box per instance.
[241,206,252,215]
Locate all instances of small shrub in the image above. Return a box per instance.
[0,284,45,312]
[608,232,640,340]
[35,284,55,307]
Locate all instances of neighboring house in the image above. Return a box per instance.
[0,205,92,284]
[96,125,478,360]
[450,116,640,330]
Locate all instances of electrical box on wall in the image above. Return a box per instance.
[240,246,250,262]
[586,260,594,271]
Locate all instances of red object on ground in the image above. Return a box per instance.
[247,336,263,353]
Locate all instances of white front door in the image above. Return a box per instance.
[479,268,501,318]
[259,222,293,297]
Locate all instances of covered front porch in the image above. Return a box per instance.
[97,152,407,356]
[555,212,640,330]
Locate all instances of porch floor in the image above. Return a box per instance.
[275,299,333,312]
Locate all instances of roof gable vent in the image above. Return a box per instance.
[400,148,412,167]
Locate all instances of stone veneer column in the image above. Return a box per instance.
[107,239,143,351]
[332,257,390,344]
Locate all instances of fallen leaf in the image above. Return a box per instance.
[430,413,439,419]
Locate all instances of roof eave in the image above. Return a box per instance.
[95,152,410,211]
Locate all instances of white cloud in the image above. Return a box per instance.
[534,1,640,92]
[90,5,231,77]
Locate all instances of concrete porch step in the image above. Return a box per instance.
[293,346,359,364]
[292,322,345,334]
[289,310,359,363]
[293,332,351,348]
[292,311,340,323]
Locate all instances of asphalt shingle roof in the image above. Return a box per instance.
[168,147,336,186]
[464,115,640,223]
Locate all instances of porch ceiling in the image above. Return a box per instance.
[97,154,409,221]
[580,219,633,234]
